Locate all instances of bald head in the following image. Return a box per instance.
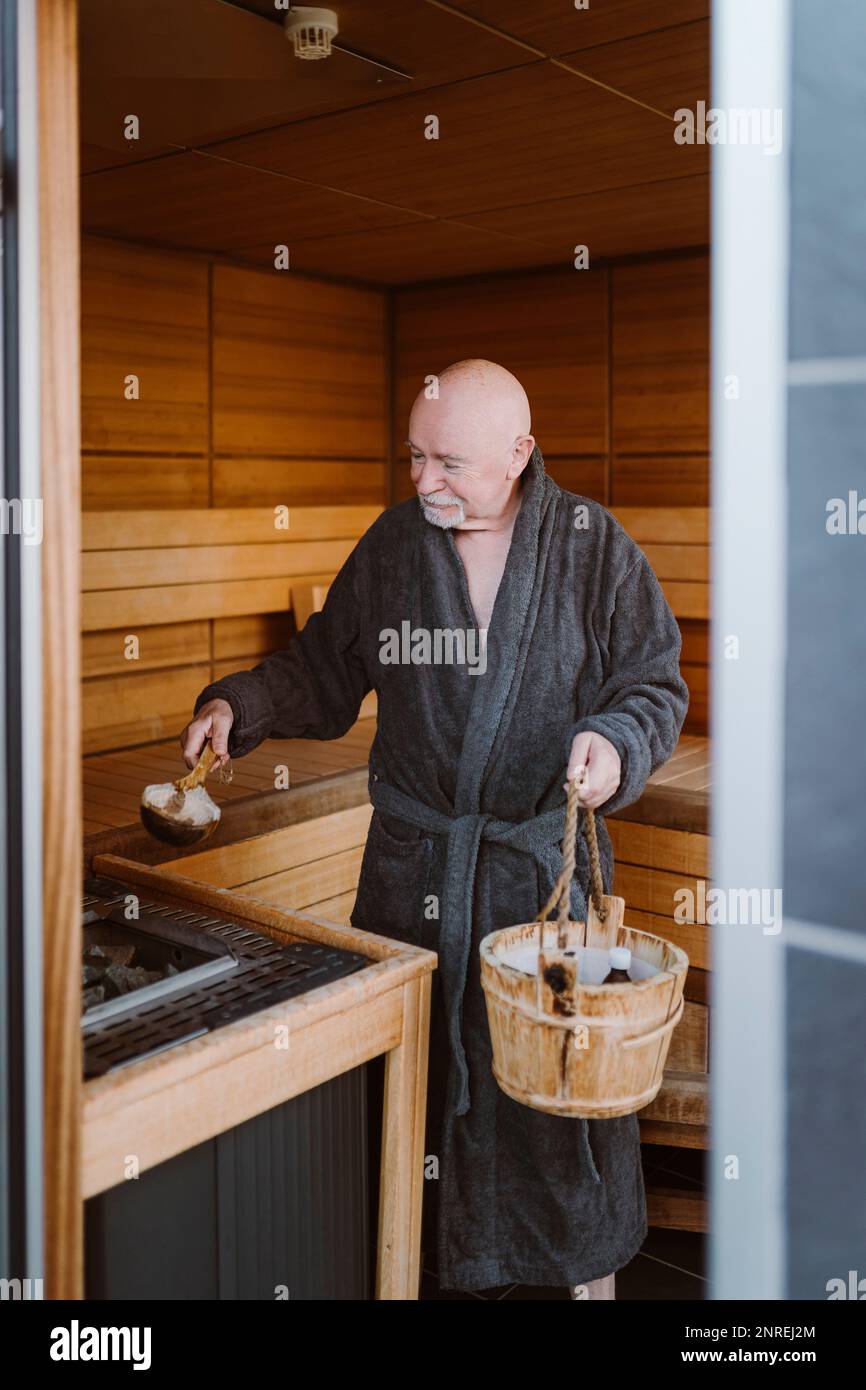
[407,359,535,530]
[435,359,531,441]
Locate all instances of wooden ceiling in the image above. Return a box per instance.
[79,0,711,285]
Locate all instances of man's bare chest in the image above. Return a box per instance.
[453,531,513,630]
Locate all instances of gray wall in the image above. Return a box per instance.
[783,0,866,1300]
[711,0,866,1301]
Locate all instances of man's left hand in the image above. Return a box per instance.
[565,731,622,808]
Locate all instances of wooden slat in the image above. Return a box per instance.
[393,270,608,486]
[82,505,383,550]
[212,458,386,509]
[608,820,711,877]
[81,238,209,452]
[83,766,372,871]
[212,613,292,660]
[615,862,707,919]
[682,663,709,735]
[82,664,211,753]
[82,577,293,631]
[157,803,373,886]
[610,506,709,543]
[658,579,709,620]
[683,965,711,1007]
[640,1119,709,1150]
[82,621,210,677]
[641,1070,708,1127]
[237,845,364,909]
[82,539,356,590]
[560,19,710,120]
[465,177,709,269]
[613,784,708,836]
[679,619,709,666]
[41,0,82,1301]
[292,581,331,630]
[222,64,706,225]
[611,455,709,507]
[539,456,606,501]
[623,906,710,972]
[612,254,710,454]
[639,543,708,582]
[645,1187,708,1233]
[82,454,210,511]
[304,890,358,924]
[652,746,712,789]
[213,264,387,459]
[665,1000,708,1073]
[483,0,711,52]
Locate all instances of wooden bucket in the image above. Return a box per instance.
[480,772,688,1119]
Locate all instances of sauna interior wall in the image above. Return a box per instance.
[391,249,710,731]
[81,235,708,734]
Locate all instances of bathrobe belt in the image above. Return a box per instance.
[369,778,586,1121]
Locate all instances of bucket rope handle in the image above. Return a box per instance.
[537,768,607,942]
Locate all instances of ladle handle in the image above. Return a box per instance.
[175,741,217,792]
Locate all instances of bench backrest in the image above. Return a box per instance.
[82,503,708,752]
[611,506,709,734]
[82,505,381,752]
[609,506,709,620]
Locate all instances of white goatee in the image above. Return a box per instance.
[418,492,466,528]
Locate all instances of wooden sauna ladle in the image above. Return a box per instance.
[140,741,221,848]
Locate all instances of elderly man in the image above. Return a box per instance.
[181,359,689,1299]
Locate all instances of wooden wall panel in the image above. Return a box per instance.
[79,237,390,751]
[611,454,710,507]
[80,236,390,511]
[212,613,293,662]
[83,538,357,590]
[678,618,710,736]
[83,506,384,548]
[80,505,379,750]
[681,663,709,735]
[82,453,209,510]
[212,457,386,508]
[81,238,209,453]
[679,619,709,667]
[535,457,606,502]
[212,263,388,460]
[389,251,710,732]
[82,621,210,677]
[611,253,710,455]
[82,664,212,754]
[392,269,608,500]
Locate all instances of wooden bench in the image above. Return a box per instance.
[607,508,710,1232]
[81,505,382,753]
[85,747,711,1240]
[82,501,713,1237]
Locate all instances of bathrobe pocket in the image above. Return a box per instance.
[351,810,434,946]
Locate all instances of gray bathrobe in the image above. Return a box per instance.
[193,446,689,1292]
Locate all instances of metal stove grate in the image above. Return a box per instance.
[82,874,370,1079]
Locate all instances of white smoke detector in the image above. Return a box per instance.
[284,7,339,60]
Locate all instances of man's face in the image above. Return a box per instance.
[406,394,521,529]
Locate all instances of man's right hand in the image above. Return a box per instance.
[180,698,234,771]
